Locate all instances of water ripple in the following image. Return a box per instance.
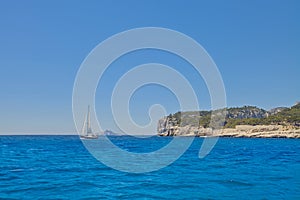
[0,136,299,199]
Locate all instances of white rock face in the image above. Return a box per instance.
[158,124,300,138]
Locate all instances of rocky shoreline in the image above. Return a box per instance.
[158,124,300,139]
[157,103,300,139]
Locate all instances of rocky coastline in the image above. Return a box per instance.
[157,103,300,138]
[158,124,300,138]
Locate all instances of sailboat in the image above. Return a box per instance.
[80,106,99,139]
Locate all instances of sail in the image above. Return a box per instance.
[86,105,92,134]
[80,106,98,139]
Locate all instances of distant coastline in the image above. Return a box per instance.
[158,102,300,138]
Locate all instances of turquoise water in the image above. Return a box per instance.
[0,136,299,199]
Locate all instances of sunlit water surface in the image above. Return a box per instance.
[0,136,299,199]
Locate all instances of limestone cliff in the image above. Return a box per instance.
[157,103,300,138]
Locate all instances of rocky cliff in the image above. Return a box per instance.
[227,106,268,119]
[157,103,300,138]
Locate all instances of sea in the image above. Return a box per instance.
[0,136,299,199]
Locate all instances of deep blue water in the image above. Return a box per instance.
[0,136,299,199]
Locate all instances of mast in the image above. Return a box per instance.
[86,105,92,135]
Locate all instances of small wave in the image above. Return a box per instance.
[214,179,254,187]
[9,169,24,172]
[27,148,44,151]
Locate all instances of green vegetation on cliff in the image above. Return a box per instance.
[168,103,300,129]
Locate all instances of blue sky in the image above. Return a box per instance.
[0,1,299,134]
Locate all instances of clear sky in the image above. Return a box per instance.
[0,0,299,134]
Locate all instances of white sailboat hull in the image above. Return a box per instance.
[80,135,99,140]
